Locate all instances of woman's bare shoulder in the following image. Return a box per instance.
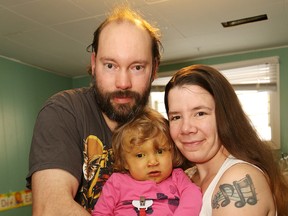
[211,163,276,216]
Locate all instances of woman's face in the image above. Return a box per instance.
[167,84,222,164]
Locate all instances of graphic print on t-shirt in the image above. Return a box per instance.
[78,135,113,213]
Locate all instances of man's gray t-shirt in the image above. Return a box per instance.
[27,87,113,212]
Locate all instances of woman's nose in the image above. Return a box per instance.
[181,119,198,134]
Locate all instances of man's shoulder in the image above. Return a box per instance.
[50,87,92,101]
[45,87,93,108]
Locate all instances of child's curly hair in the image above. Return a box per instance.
[112,107,185,173]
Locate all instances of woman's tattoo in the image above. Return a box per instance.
[212,174,257,209]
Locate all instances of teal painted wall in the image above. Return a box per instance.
[72,75,90,88]
[0,57,72,215]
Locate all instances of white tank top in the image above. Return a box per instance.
[200,156,255,216]
[186,156,276,216]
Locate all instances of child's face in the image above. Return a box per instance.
[124,138,173,183]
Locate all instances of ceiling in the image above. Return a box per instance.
[1,0,288,78]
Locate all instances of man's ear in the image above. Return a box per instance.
[90,52,96,76]
[151,58,159,83]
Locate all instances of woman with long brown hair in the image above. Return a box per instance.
[165,64,288,215]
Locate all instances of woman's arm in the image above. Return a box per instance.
[211,163,276,216]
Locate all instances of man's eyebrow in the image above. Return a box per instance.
[99,57,148,65]
[130,60,149,65]
[99,57,115,62]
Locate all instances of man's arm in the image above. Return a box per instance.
[32,169,90,216]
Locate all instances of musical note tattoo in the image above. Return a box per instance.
[212,174,257,209]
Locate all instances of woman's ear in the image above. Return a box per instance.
[90,52,96,76]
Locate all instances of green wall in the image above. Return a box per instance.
[0,57,72,215]
[72,75,90,88]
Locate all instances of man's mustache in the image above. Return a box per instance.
[110,90,139,99]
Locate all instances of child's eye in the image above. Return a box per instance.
[136,153,144,158]
[157,149,163,154]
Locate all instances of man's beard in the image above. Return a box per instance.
[94,83,151,124]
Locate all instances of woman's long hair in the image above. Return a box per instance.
[164,64,288,215]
